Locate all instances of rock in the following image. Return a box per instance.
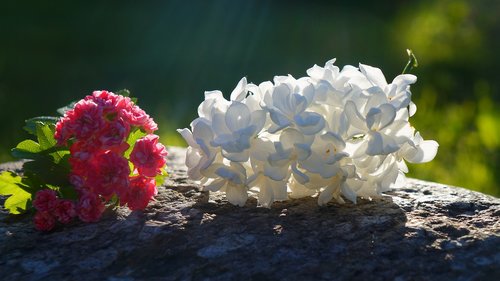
[0,146,499,280]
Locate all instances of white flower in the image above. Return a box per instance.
[263,76,325,135]
[179,58,438,207]
[265,128,313,183]
[177,118,217,180]
[400,131,439,163]
[300,132,348,178]
[211,101,266,162]
[205,162,248,207]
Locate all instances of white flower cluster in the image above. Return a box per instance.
[178,59,438,207]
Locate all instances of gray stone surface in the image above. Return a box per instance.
[0,146,499,281]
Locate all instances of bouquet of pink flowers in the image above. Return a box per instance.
[0,90,168,231]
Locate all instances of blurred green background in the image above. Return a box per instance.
[0,0,498,196]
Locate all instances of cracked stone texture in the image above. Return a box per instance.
[1,146,499,281]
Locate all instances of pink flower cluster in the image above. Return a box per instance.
[33,189,76,231]
[33,90,167,231]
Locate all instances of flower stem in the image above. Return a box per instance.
[402,49,418,74]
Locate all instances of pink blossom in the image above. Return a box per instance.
[33,211,56,231]
[53,199,76,224]
[33,189,58,212]
[122,175,157,211]
[122,105,158,133]
[65,99,105,140]
[130,134,167,177]
[69,173,85,190]
[86,150,130,197]
[77,192,105,223]
[54,116,72,145]
[98,118,130,148]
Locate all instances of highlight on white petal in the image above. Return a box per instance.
[225,102,251,132]
[359,63,388,89]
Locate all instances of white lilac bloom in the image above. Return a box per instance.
[205,162,248,207]
[179,58,438,207]
[263,76,325,135]
[177,118,218,180]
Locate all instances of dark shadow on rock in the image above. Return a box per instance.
[107,184,410,281]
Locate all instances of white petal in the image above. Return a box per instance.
[204,179,226,192]
[215,165,245,185]
[294,112,325,135]
[258,185,273,208]
[341,183,357,204]
[366,107,382,131]
[264,163,289,181]
[366,132,400,155]
[177,128,197,148]
[268,108,291,130]
[318,184,335,206]
[250,110,267,133]
[198,91,224,118]
[392,74,417,91]
[295,143,312,161]
[289,93,308,114]
[364,87,388,110]
[289,179,316,199]
[378,103,397,130]
[226,183,248,207]
[225,102,251,132]
[405,140,439,163]
[280,128,304,150]
[230,77,247,101]
[291,163,309,184]
[408,101,417,117]
[269,178,288,201]
[222,149,249,162]
[359,63,388,89]
[272,84,291,110]
[345,101,367,131]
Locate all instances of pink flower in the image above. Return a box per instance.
[77,192,105,223]
[65,99,105,140]
[121,105,158,133]
[130,134,168,177]
[86,150,130,197]
[54,199,76,224]
[54,116,72,145]
[33,211,56,231]
[33,189,58,212]
[121,175,157,211]
[98,118,130,148]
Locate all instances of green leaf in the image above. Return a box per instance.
[116,89,131,97]
[23,158,70,188]
[23,116,60,135]
[36,122,57,150]
[57,184,78,200]
[11,140,42,160]
[57,101,76,116]
[116,89,138,104]
[155,167,169,186]
[124,128,147,159]
[0,171,32,214]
